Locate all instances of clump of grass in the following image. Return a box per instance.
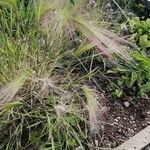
[0,0,135,149]
[0,93,88,149]
[39,0,134,59]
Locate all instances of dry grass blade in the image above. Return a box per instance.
[72,18,133,61]
[0,71,32,105]
[82,85,99,135]
[33,76,69,98]
[89,37,112,59]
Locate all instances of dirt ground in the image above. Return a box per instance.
[100,95,150,149]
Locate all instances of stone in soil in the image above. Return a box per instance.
[123,101,130,108]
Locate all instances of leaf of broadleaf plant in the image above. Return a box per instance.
[141,82,150,94]
[128,72,138,88]
[140,35,150,49]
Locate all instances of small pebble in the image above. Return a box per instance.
[130,116,134,121]
[123,101,130,108]
[95,140,99,147]
[147,121,150,125]
[123,117,126,120]
[118,129,122,133]
[130,121,133,124]
[114,122,118,125]
[132,121,136,124]
[134,128,138,131]
[114,118,118,122]
[117,116,121,120]
[128,129,134,134]
[146,111,150,115]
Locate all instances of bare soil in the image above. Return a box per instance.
[100,96,150,149]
